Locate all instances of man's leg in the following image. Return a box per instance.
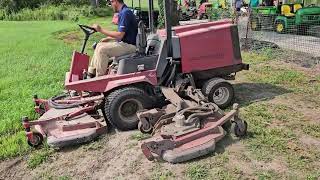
[88,42,136,76]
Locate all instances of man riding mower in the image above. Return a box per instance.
[22,0,249,163]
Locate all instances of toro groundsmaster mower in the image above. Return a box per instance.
[22,0,249,163]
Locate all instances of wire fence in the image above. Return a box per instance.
[205,4,320,60]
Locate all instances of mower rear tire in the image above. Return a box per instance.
[202,78,234,109]
[104,87,154,131]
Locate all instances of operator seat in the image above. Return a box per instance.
[281,5,295,17]
[116,23,162,75]
[112,21,147,63]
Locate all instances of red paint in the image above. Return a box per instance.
[178,24,238,73]
[65,70,157,92]
[157,19,232,36]
[69,51,90,82]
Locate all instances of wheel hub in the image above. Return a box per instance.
[277,23,284,32]
[119,99,143,122]
[213,87,229,105]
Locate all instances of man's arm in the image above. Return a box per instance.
[92,24,125,41]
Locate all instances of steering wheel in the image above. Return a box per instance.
[78,24,97,36]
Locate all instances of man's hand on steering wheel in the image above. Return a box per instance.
[92,24,102,33]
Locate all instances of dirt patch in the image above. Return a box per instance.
[240,38,280,51]
[241,38,320,69]
[300,135,320,148]
[280,50,320,69]
[227,142,288,177]
[59,32,82,44]
[0,130,188,180]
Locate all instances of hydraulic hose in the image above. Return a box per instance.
[47,93,85,109]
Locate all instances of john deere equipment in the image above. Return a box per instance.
[250,0,320,34]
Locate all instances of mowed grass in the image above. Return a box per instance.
[180,51,320,179]
[0,18,112,159]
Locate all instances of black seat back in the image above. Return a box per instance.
[117,55,158,75]
[137,21,147,55]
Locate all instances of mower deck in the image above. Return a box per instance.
[23,94,107,148]
[36,108,107,148]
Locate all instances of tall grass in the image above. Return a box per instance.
[0,17,113,160]
[0,5,113,21]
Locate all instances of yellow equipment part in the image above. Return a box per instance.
[293,3,302,12]
[281,5,295,16]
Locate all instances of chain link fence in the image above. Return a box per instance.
[243,4,320,57]
[199,1,320,61]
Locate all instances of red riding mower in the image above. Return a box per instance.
[22,0,249,163]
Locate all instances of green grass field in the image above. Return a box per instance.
[0,0,154,160]
[1,4,320,179]
[0,17,114,159]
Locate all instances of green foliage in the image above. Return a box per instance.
[0,18,113,159]
[0,0,95,14]
[302,124,320,138]
[210,8,235,21]
[129,132,151,141]
[0,21,74,159]
[157,0,179,28]
[27,147,54,169]
[186,164,209,180]
[158,0,165,28]
[0,132,30,159]
[0,5,113,21]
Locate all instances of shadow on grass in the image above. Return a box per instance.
[234,82,292,107]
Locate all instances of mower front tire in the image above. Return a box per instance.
[202,78,234,109]
[104,87,154,131]
[27,132,44,148]
[231,120,248,137]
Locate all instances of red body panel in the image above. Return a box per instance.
[69,51,89,82]
[177,24,241,73]
[65,70,157,92]
[157,19,232,36]
[198,2,212,14]
[65,51,157,92]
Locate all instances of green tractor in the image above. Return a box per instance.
[250,0,320,34]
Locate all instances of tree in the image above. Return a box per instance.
[158,0,180,28]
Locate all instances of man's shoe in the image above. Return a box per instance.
[83,71,95,79]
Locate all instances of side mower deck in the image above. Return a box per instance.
[22,94,107,148]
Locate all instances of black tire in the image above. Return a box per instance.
[202,78,234,109]
[250,17,261,31]
[197,13,204,20]
[138,121,153,134]
[27,132,44,148]
[222,120,232,132]
[275,20,286,34]
[231,120,248,137]
[104,87,154,131]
